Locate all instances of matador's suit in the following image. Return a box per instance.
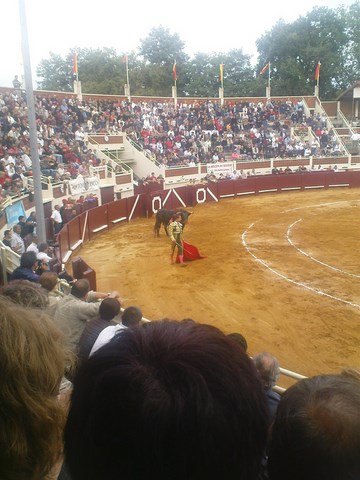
[168,218,184,265]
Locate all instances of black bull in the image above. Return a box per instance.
[154,209,192,237]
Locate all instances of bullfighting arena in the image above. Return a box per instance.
[78,188,360,381]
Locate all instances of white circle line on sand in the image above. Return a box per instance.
[286,219,360,279]
[242,223,360,310]
[281,200,360,214]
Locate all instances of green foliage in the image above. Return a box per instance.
[256,4,360,99]
[36,52,72,91]
[139,26,187,66]
[73,48,123,95]
[36,3,360,100]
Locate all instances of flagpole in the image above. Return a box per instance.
[76,50,79,83]
[314,62,320,98]
[219,64,224,106]
[18,0,46,243]
[221,65,224,102]
[267,62,271,99]
[172,60,177,108]
[73,50,82,101]
[126,55,130,101]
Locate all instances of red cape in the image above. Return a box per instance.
[176,241,206,263]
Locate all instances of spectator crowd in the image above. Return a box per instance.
[0,87,345,205]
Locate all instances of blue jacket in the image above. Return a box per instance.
[10,267,40,283]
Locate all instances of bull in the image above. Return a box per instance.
[154,209,192,237]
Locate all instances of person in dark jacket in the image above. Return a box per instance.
[78,297,121,361]
[10,251,40,283]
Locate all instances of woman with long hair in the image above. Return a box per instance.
[0,296,70,480]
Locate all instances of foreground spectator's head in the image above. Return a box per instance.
[341,367,360,381]
[71,279,90,299]
[268,374,360,480]
[65,319,269,480]
[39,271,59,292]
[0,297,68,480]
[253,351,280,390]
[227,332,248,352]
[1,280,49,308]
[121,305,143,327]
[99,297,121,321]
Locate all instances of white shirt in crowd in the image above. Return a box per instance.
[89,324,127,356]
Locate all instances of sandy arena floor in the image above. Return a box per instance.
[77,188,360,384]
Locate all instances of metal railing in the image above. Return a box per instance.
[127,137,162,168]
[0,245,20,285]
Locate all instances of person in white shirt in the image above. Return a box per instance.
[51,205,63,235]
[5,163,15,177]
[1,153,15,165]
[21,150,32,169]
[89,323,127,356]
[10,225,25,254]
[26,235,39,255]
[37,242,53,263]
[74,127,85,145]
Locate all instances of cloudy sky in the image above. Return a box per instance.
[2,0,356,88]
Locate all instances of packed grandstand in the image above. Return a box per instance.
[1,86,358,195]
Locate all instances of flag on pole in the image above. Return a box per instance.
[173,61,177,82]
[315,62,321,81]
[73,51,78,75]
[259,63,270,75]
[123,54,128,64]
[219,63,224,84]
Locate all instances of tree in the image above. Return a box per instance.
[343,2,360,85]
[181,50,256,97]
[70,48,126,95]
[182,53,220,97]
[139,26,187,66]
[36,53,72,91]
[138,26,189,96]
[217,50,257,97]
[256,6,357,99]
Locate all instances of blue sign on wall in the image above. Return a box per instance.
[5,201,25,228]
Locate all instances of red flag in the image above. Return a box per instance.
[315,62,321,81]
[259,63,269,75]
[123,54,128,64]
[73,51,78,75]
[176,241,206,263]
[173,62,177,82]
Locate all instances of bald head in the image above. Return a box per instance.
[253,352,280,390]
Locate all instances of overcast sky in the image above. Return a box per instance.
[1,0,356,88]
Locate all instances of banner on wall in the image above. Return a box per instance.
[5,201,25,227]
[69,176,99,194]
[206,162,234,177]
